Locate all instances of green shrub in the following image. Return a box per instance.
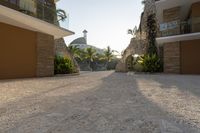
[54,56,75,74]
[137,54,162,73]
[133,63,143,72]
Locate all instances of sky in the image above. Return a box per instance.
[57,0,144,53]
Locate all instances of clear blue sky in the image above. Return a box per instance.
[57,0,143,52]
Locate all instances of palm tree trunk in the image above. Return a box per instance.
[105,61,109,70]
[88,60,92,71]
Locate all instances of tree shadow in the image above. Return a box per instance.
[133,73,200,98]
[0,72,200,132]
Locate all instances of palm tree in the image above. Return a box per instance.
[56,9,67,22]
[103,46,116,70]
[128,26,137,37]
[84,47,96,71]
[68,45,81,59]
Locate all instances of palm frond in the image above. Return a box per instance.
[56,9,67,22]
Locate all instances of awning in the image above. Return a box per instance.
[156,32,200,44]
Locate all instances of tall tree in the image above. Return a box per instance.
[103,46,116,69]
[84,48,96,71]
[68,45,81,59]
[147,13,157,55]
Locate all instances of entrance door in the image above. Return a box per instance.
[181,39,200,74]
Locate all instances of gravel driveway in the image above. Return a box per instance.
[0,71,200,133]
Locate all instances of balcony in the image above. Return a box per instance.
[0,0,74,39]
[0,0,66,27]
[157,17,200,43]
[159,17,200,37]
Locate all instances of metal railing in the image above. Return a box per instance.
[0,0,68,27]
[159,17,200,37]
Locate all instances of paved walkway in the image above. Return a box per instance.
[0,71,200,133]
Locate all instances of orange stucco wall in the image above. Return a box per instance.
[0,22,37,79]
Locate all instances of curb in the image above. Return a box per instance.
[54,73,80,77]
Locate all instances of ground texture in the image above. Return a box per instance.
[0,71,200,133]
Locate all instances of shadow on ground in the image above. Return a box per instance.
[0,72,200,133]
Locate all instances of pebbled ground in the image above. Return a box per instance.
[0,71,200,133]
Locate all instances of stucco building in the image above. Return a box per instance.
[0,0,74,79]
[116,0,200,74]
[156,0,200,74]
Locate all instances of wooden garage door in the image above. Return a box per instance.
[181,39,200,74]
[0,22,37,79]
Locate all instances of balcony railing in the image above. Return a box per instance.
[159,17,200,37]
[0,0,68,28]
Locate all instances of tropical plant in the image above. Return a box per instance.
[56,9,67,22]
[54,56,75,74]
[137,54,162,72]
[68,45,82,59]
[84,47,97,71]
[128,26,137,37]
[103,46,113,66]
[101,46,118,70]
[147,13,157,55]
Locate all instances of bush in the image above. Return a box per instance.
[133,63,143,72]
[107,58,119,70]
[137,54,162,73]
[54,56,75,74]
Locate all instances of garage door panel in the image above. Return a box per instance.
[0,22,37,79]
[181,39,200,74]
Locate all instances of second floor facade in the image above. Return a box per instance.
[0,0,63,26]
[156,0,200,38]
[0,0,74,39]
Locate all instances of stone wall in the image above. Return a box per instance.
[36,32,54,77]
[54,38,80,73]
[115,37,146,72]
[163,42,180,74]
[116,0,157,72]
[55,38,71,57]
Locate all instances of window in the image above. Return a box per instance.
[37,0,54,6]
[9,0,18,5]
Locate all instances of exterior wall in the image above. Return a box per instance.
[55,38,80,73]
[180,39,200,74]
[162,2,200,74]
[36,32,54,77]
[55,38,71,57]
[163,7,181,22]
[191,2,200,32]
[0,22,55,79]
[0,0,56,24]
[163,42,180,74]
[0,22,37,79]
[115,37,147,72]
[162,7,181,36]
[162,7,181,74]
[191,2,200,17]
[163,39,200,74]
[36,0,56,23]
